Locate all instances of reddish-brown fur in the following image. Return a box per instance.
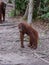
[0,2,6,23]
[18,22,38,49]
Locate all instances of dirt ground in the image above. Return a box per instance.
[0,1,49,65]
[0,17,49,64]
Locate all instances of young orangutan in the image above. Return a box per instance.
[18,22,39,49]
[0,2,6,23]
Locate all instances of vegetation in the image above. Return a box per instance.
[8,0,12,3]
[15,0,28,15]
[9,0,49,21]
[38,0,49,20]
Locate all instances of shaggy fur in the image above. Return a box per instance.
[0,2,6,23]
[18,22,38,49]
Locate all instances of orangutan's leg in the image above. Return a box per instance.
[20,32,24,48]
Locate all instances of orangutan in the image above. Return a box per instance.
[0,2,6,23]
[18,22,38,49]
